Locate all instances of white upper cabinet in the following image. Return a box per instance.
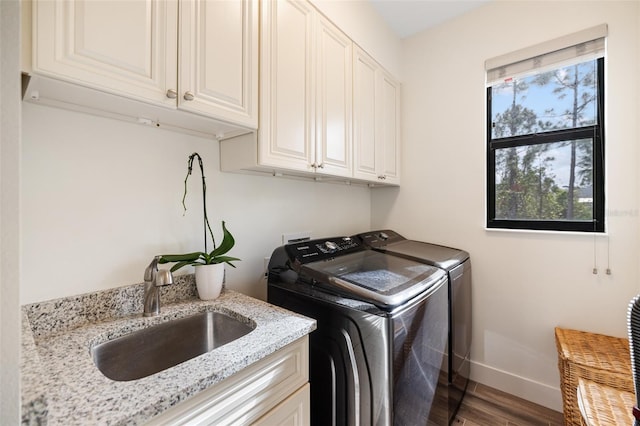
[218,0,400,186]
[32,0,178,107]
[353,46,401,185]
[29,0,258,131]
[353,47,378,181]
[315,14,353,178]
[378,68,401,185]
[258,0,316,172]
[257,0,352,177]
[179,0,258,128]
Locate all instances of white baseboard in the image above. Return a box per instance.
[469,360,563,412]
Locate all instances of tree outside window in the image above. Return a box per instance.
[487,58,604,232]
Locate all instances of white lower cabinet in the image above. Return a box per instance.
[146,336,309,426]
[253,383,310,426]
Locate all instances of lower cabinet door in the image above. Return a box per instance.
[252,383,310,426]
[145,337,309,426]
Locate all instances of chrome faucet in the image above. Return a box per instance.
[143,256,174,317]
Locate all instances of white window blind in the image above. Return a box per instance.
[485,24,607,85]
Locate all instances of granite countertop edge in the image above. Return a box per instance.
[21,287,316,425]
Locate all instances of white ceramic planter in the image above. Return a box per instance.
[194,263,225,300]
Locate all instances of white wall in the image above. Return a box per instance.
[311,0,402,78]
[20,103,371,303]
[1,0,22,423]
[372,0,640,411]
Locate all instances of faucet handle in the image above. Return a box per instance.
[155,269,174,287]
[144,256,164,282]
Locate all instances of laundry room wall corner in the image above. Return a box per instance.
[374,0,640,412]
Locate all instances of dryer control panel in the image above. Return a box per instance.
[285,236,362,265]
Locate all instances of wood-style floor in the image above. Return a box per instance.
[454,381,564,426]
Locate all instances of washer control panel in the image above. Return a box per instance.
[285,236,362,264]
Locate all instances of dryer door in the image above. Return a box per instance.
[267,283,392,426]
[391,279,449,425]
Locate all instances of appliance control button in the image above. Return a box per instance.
[325,241,338,251]
[379,232,389,240]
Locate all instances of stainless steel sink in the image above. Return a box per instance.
[92,311,254,381]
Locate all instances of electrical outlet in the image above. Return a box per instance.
[282,231,311,245]
[263,256,270,279]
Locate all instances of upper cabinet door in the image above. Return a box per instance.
[258,0,316,172]
[352,46,378,182]
[315,15,352,178]
[179,0,258,129]
[353,46,401,185]
[33,0,177,107]
[378,69,401,185]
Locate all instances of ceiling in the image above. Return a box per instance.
[369,0,490,39]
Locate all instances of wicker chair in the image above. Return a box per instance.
[555,327,633,425]
[628,294,640,425]
[577,378,634,425]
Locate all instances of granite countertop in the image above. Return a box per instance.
[21,276,316,425]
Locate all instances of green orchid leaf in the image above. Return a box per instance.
[212,255,241,263]
[209,221,235,257]
[169,260,197,272]
[211,256,241,267]
[159,252,202,263]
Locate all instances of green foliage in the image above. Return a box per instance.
[493,105,537,137]
[492,62,597,222]
[159,221,240,272]
[159,153,241,272]
[495,142,593,222]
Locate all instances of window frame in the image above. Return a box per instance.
[486,57,605,233]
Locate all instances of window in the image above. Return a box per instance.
[486,27,606,232]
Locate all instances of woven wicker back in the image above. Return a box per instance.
[628,294,640,425]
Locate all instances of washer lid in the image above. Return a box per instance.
[356,230,469,270]
[301,250,446,309]
[382,240,469,271]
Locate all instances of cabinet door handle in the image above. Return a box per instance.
[317,163,324,169]
[166,89,177,99]
[183,91,195,101]
[377,175,386,180]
